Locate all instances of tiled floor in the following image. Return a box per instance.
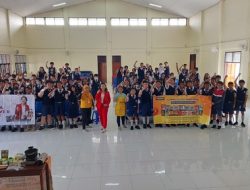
[0,102,250,190]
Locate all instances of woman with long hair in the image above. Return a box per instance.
[95,83,111,133]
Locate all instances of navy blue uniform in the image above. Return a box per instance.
[139,90,152,116]
[186,87,198,95]
[235,87,248,112]
[48,67,56,78]
[223,89,236,114]
[212,89,225,116]
[126,95,138,117]
[201,88,213,96]
[67,92,79,118]
[91,80,100,98]
[54,89,67,116]
[153,87,164,96]
[42,89,54,116]
[165,85,175,95]
[176,87,186,95]
[138,67,145,84]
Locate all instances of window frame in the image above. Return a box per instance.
[224,51,242,82]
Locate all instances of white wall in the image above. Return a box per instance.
[188,0,250,88]
[23,0,188,82]
[0,8,26,72]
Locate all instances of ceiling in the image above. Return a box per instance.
[0,0,220,17]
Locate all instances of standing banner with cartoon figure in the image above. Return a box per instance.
[0,95,35,126]
[153,95,212,125]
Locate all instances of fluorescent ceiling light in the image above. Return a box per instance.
[53,2,66,7]
[149,3,162,8]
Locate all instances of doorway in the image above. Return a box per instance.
[97,56,107,83]
[190,54,196,70]
[112,55,121,78]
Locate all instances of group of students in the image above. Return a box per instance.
[0,61,248,132]
[113,61,248,130]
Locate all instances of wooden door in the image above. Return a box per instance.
[190,54,196,70]
[112,55,121,78]
[97,56,107,83]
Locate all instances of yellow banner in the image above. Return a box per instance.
[153,95,212,125]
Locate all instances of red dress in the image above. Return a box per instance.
[95,90,111,129]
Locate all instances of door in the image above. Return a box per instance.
[97,56,107,83]
[112,55,121,79]
[190,54,196,70]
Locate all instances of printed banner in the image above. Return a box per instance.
[0,95,35,126]
[153,95,212,125]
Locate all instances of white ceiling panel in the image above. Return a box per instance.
[0,0,220,17]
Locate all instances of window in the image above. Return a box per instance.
[26,17,64,25]
[151,18,168,26]
[15,55,27,74]
[224,52,241,83]
[111,18,147,26]
[45,18,64,25]
[152,18,187,26]
[0,54,11,75]
[69,18,106,26]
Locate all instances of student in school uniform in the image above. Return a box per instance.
[46,62,57,79]
[223,82,236,126]
[200,81,213,129]
[186,80,198,127]
[95,83,111,133]
[138,80,152,129]
[211,81,225,129]
[165,78,176,96]
[126,88,140,130]
[137,63,145,84]
[176,81,187,95]
[38,80,55,130]
[234,73,248,127]
[67,85,79,129]
[80,85,94,131]
[114,85,127,129]
[54,81,67,129]
[152,80,164,127]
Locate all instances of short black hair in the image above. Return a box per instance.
[46,80,53,84]
[239,80,245,84]
[21,96,28,101]
[228,82,234,85]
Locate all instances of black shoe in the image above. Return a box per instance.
[166,124,170,127]
[143,124,147,129]
[130,126,134,130]
[135,125,140,130]
[8,126,12,131]
[234,122,238,126]
[193,123,198,127]
[74,124,78,128]
[58,125,63,129]
[186,124,190,127]
[241,122,246,127]
[225,121,228,126]
[210,120,213,125]
[39,126,44,130]
[147,124,152,128]
[20,128,24,132]
[11,127,17,132]
[1,126,6,132]
[212,125,217,129]
[217,126,221,129]
[82,126,86,130]
[229,121,233,125]
[201,124,207,130]
[70,125,74,129]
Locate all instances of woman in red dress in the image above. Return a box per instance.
[95,83,111,133]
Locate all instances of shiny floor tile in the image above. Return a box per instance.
[0,102,249,190]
